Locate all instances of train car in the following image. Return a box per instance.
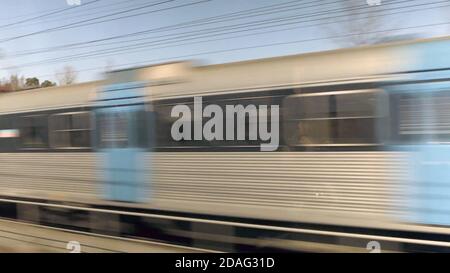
[0,36,450,246]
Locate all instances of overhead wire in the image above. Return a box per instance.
[6,0,447,68]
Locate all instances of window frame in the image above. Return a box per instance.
[393,90,450,144]
[152,91,289,151]
[283,89,387,148]
[19,114,49,150]
[49,111,93,149]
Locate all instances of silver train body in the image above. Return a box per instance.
[1,37,450,235]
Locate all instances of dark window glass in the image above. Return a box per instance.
[97,111,128,148]
[397,92,450,143]
[138,110,149,147]
[50,112,91,148]
[96,109,148,149]
[20,115,48,149]
[153,93,285,151]
[284,90,383,147]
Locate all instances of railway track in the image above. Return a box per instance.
[1,197,450,252]
[0,218,213,253]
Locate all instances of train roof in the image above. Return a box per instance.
[147,36,450,99]
[0,81,99,114]
[1,35,449,113]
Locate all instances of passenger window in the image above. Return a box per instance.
[0,115,19,151]
[133,110,150,148]
[96,109,148,149]
[154,102,194,148]
[397,92,450,143]
[153,93,286,150]
[50,112,91,149]
[97,112,128,149]
[20,115,48,149]
[284,90,384,147]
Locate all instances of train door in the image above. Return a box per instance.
[388,80,450,226]
[95,82,152,202]
[386,39,450,226]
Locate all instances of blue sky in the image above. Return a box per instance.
[0,0,449,83]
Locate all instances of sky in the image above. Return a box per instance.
[0,0,449,84]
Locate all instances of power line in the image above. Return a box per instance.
[0,0,103,30]
[0,0,146,31]
[31,20,450,80]
[6,0,445,67]
[51,1,450,64]
[0,0,212,43]
[51,0,368,41]
[7,0,314,55]
[4,0,401,58]
[53,0,422,55]
[0,0,107,22]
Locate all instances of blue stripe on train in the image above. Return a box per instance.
[389,39,450,226]
[95,82,150,203]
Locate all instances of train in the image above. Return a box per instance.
[1,36,450,246]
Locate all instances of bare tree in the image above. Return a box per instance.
[325,0,391,47]
[9,75,22,91]
[56,65,77,85]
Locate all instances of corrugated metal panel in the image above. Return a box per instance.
[0,152,411,223]
[151,152,410,216]
[0,153,100,199]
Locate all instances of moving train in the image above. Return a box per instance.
[1,36,450,241]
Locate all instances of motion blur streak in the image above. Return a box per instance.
[2,28,450,251]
